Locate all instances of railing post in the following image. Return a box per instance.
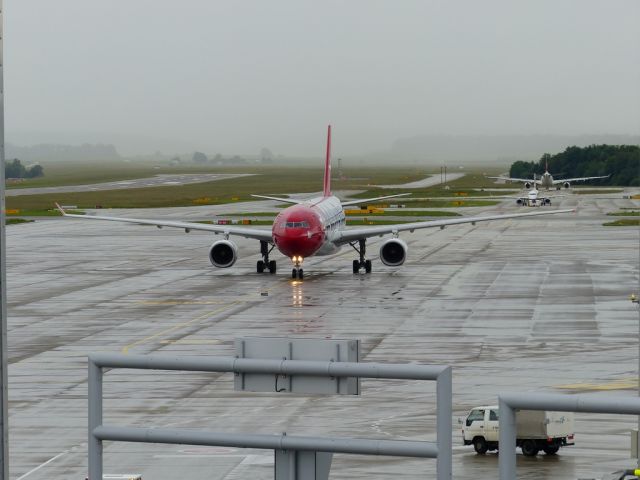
[88,358,103,480]
[498,397,516,480]
[275,449,332,480]
[436,366,452,480]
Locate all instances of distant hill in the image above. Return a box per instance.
[6,143,120,162]
[390,134,640,162]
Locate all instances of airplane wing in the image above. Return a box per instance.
[552,174,610,184]
[251,194,304,204]
[334,208,574,245]
[341,193,412,207]
[487,176,541,184]
[55,204,274,243]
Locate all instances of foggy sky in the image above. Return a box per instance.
[5,1,640,157]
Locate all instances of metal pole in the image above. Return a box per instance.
[436,366,452,480]
[498,397,516,480]
[88,359,103,480]
[0,1,8,477]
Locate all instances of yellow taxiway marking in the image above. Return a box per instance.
[121,302,239,354]
[555,378,637,391]
[159,339,223,345]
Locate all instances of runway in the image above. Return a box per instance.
[6,173,255,196]
[5,193,639,479]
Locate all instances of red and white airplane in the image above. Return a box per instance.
[57,126,574,280]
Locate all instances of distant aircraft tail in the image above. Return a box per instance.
[323,125,331,197]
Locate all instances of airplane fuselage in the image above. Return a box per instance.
[539,172,554,190]
[272,196,345,262]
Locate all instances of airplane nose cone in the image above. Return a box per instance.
[276,232,324,258]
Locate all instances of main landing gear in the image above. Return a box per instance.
[257,241,277,274]
[350,239,372,274]
[291,255,304,280]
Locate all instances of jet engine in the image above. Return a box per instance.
[524,181,532,189]
[544,198,551,205]
[516,198,524,206]
[379,238,408,266]
[209,240,238,268]
[563,181,571,189]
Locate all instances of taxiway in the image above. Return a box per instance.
[5,193,639,479]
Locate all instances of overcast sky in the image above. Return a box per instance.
[4,0,640,156]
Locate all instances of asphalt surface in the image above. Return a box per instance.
[379,173,465,189]
[5,191,640,479]
[5,173,254,196]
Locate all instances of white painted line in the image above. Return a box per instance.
[16,451,67,480]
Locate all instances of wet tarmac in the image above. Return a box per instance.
[379,173,465,189]
[5,192,640,479]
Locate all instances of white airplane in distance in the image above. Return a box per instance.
[56,126,575,280]
[510,174,563,207]
[514,188,563,207]
[489,160,610,190]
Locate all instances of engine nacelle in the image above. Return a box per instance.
[209,240,238,268]
[379,238,408,267]
[524,181,532,189]
[516,198,524,206]
[563,181,570,189]
[544,198,551,205]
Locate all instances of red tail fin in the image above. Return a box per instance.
[323,125,332,197]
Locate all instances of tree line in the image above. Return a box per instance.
[509,145,639,186]
[4,158,44,179]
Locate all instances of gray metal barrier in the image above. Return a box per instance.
[88,353,452,480]
[499,392,640,479]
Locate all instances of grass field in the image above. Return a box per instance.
[607,211,640,217]
[603,219,640,227]
[6,218,34,225]
[6,166,433,211]
[350,174,516,200]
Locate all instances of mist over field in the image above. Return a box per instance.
[5,1,639,161]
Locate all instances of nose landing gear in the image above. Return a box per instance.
[350,239,372,274]
[291,256,304,280]
[257,241,277,274]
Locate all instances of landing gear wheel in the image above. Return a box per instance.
[473,437,488,455]
[521,440,539,457]
[352,260,360,274]
[542,445,559,455]
[350,239,371,275]
[292,268,298,279]
[298,269,304,280]
[259,241,275,275]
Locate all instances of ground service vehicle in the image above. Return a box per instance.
[461,405,575,456]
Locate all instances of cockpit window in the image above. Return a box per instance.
[285,221,309,228]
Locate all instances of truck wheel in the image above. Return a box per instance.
[542,445,559,455]
[521,439,539,457]
[473,437,488,454]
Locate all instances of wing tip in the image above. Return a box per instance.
[54,202,66,215]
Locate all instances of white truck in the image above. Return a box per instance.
[461,405,575,456]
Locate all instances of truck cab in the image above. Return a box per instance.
[462,406,500,454]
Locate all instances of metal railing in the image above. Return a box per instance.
[88,353,452,480]
[499,392,640,479]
